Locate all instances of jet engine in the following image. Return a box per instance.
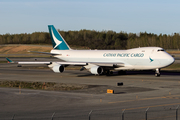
[52,65,64,73]
[90,66,103,75]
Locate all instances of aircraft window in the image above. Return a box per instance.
[157,49,165,52]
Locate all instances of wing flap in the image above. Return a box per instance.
[56,62,87,66]
[18,62,51,65]
[18,61,87,66]
[89,62,124,67]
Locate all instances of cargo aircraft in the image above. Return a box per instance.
[7,25,175,77]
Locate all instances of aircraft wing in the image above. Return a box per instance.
[6,58,125,74]
[54,62,124,67]
[17,62,124,67]
[6,58,52,65]
[18,61,88,66]
[28,51,61,56]
[6,58,124,67]
[89,62,124,67]
[6,58,87,66]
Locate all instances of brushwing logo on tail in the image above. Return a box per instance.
[51,28,62,49]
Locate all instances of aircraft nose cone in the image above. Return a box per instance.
[168,56,175,64]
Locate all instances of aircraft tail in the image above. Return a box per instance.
[48,25,71,50]
[6,57,14,63]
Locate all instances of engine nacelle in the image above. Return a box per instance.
[90,66,103,75]
[52,65,64,73]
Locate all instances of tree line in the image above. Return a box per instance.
[0,30,180,50]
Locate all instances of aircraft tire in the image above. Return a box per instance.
[155,73,160,77]
[118,71,126,75]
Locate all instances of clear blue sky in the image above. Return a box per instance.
[1,0,180,35]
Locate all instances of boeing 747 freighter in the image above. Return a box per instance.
[7,25,175,77]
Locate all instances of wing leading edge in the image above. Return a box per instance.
[6,57,125,74]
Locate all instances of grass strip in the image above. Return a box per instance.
[0,81,87,91]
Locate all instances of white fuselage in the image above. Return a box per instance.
[50,47,174,70]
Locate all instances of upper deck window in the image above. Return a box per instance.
[157,49,165,52]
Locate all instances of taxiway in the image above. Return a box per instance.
[0,58,180,120]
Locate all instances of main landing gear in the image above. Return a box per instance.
[118,70,126,75]
[103,70,113,75]
[155,68,160,77]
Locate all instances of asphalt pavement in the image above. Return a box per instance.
[0,58,180,120]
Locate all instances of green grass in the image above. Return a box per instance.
[0,81,86,91]
[162,63,180,70]
[0,61,7,63]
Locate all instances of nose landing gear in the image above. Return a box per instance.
[155,68,160,77]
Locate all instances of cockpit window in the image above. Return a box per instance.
[157,49,165,52]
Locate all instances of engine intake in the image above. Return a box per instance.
[52,65,64,73]
[90,66,103,75]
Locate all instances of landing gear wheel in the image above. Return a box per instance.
[110,71,113,75]
[155,68,160,77]
[103,70,111,75]
[155,73,160,77]
[105,70,110,75]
